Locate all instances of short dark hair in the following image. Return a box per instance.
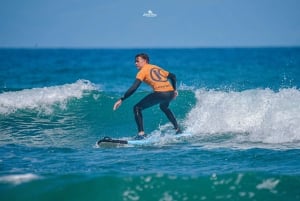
[135,53,149,63]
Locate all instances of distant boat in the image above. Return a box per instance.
[143,10,157,17]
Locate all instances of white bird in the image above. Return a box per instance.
[143,10,157,17]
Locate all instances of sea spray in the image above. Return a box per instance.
[0,80,98,115]
[184,88,300,144]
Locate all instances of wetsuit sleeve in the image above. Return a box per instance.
[167,72,177,90]
[120,79,142,101]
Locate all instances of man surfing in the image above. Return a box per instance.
[113,53,181,139]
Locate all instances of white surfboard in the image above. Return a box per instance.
[97,132,192,147]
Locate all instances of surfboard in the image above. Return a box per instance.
[97,132,192,147]
[96,136,158,146]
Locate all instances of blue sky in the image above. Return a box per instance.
[0,0,300,48]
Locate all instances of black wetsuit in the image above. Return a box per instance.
[120,73,179,132]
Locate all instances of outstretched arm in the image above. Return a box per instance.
[113,79,142,110]
[120,79,142,101]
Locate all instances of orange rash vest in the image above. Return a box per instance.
[136,64,174,92]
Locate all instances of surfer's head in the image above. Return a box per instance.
[135,53,149,69]
[135,53,149,63]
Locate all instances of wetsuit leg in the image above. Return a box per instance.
[134,93,161,132]
[160,102,179,130]
[133,91,178,132]
[134,105,143,132]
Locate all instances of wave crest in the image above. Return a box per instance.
[184,88,300,144]
[0,80,97,115]
[0,173,40,185]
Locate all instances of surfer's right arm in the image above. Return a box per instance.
[113,79,142,110]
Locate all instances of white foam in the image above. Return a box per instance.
[0,80,97,115]
[256,178,280,193]
[184,88,300,145]
[0,173,40,185]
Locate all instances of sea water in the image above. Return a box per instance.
[0,48,300,200]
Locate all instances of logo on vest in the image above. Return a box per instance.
[150,68,167,82]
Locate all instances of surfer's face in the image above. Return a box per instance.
[135,56,146,70]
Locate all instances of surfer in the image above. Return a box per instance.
[113,53,181,139]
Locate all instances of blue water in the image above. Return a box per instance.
[1,48,300,200]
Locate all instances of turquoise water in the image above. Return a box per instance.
[1,48,300,200]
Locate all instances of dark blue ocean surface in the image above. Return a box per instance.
[1,48,299,90]
[0,48,300,200]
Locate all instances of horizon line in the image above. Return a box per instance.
[1,45,300,50]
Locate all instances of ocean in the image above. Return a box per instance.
[0,48,300,201]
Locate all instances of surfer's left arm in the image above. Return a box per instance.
[113,79,142,110]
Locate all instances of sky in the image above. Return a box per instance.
[0,0,300,48]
